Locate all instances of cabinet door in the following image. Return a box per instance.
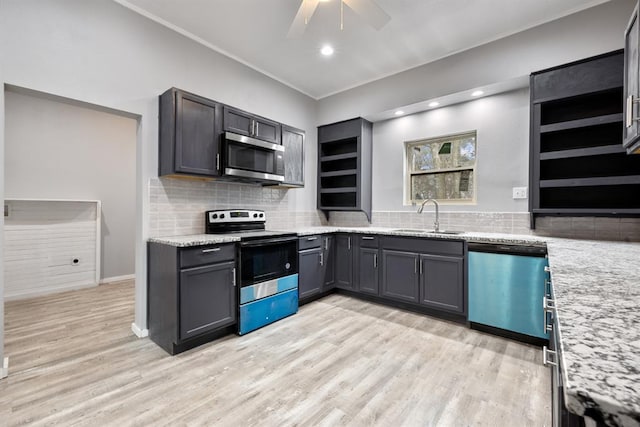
[254,117,281,144]
[358,247,379,296]
[223,106,253,137]
[179,261,236,340]
[282,126,305,186]
[381,250,419,303]
[419,255,464,313]
[335,234,353,289]
[323,235,335,289]
[175,91,222,176]
[624,5,640,149]
[298,248,323,300]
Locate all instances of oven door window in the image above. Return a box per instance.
[241,241,297,287]
[227,141,276,175]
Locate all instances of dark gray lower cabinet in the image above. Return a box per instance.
[381,250,420,303]
[358,247,379,295]
[419,255,464,313]
[148,242,237,355]
[180,261,236,339]
[298,247,323,299]
[335,234,354,290]
[323,235,335,289]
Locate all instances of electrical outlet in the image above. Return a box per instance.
[512,187,528,199]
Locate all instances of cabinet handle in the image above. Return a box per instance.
[544,266,550,273]
[216,153,220,171]
[542,346,557,367]
[419,259,423,275]
[307,236,318,241]
[202,247,221,253]
[362,236,375,240]
[374,253,378,268]
[232,267,236,287]
[414,258,418,274]
[320,252,324,266]
[544,279,552,298]
[543,296,555,334]
[324,237,329,250]
[348,237,351,250]
[255,122,259,136]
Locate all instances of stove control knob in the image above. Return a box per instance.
[253,213,258,218]
[212,214,218,220]
[259,213,264,218]
[220,214,225,219]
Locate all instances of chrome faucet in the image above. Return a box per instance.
[417,198,440,232]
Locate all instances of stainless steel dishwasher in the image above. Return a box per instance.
[468,242,549,342]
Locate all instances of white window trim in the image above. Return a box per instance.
[403,131,478,206]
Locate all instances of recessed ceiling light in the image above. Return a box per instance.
[428,101,440,108]
[394,110,404,116]
[320,45,334,56]
[471,90,484,97]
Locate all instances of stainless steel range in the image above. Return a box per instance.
[205,209,298,335]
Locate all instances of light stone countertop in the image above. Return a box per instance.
[148,226,638,425]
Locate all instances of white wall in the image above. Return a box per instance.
[373,89,529,212]
[5,90,136,280]
[0,0,319,339]
[317,0,635,124]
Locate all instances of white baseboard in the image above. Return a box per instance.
[131,322,148,338]
[0,357,9,380]
[100,274,135,285]
[4,282,98,301]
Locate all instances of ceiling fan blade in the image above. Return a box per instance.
[342,0,390,30]
[287,0,321,38]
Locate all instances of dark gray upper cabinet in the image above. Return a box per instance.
[624,3,640,154]
[317,118,373,222]
[298,246,324,300]
[529,50,640,227]
[281,125,305,187]
[419,254,464,314]
[159,88,223,177]
[179,261,236,340]
[334,234,354,290]
[223,106,281,145]
[381,249,419,303]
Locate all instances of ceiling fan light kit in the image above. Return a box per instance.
[287,0,391,38]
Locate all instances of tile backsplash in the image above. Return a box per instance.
[148,177,640,242]
[148,177,326,237]
[328,211,640,242]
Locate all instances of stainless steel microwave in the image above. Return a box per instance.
[222,132,285,184]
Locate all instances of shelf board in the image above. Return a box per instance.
[539,144,624,160]
[539,175,640,188]
[533,208,640,214]
[540,113,622,133]
[320,187,357,194]
[320,169,358,178]
[319,153,358,162]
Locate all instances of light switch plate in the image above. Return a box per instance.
[513,187,528,199]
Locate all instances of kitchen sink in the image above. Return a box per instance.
[392,229,464,235]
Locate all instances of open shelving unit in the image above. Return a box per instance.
[529,50,640,227]
[317,118,372,222]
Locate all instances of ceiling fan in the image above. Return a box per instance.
[287,0,391,38]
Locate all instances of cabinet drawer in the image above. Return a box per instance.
[179,244,235,268]
[358,234,379,248]
[299,235,322,250]
[382,236,463,256]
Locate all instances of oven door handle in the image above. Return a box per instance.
[239,236,298,247]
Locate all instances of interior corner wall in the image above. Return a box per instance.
[316,0,635,124]
[0,84,6,375]
[373,88,530,212]
[4,90,137,280]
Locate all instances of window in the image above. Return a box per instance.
[405,131,477,204]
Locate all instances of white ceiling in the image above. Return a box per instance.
[116,0,612,99]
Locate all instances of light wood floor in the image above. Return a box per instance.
[2,282,551,426]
